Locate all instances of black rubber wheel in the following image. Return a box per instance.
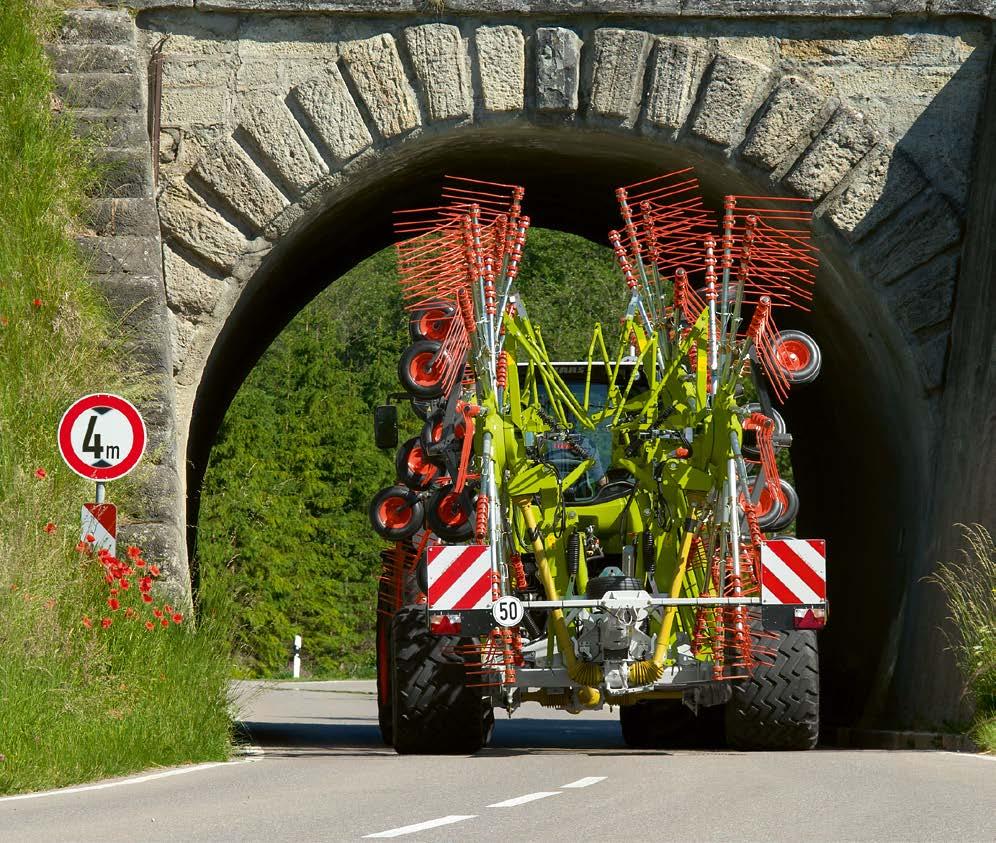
[391,605,494,754]
[409,305,455,343]
[398,340,449,400]
[425,483,475,543]
[620,699,724,749]
[742,403,787,460]
[585,574,643,599]
[395,436,445,491]
[369,486,424,540]
[726,626,819,750]
[771,330,821,386]
[766,480,800,533]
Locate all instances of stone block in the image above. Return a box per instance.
[885,251,958,334]
[291,67,372,164]
[94,149,153,199]
[641,38,710,134]
[236,95,326,196]
[742,76,827,172]
[86,198,160,237]
[76,236,162,278]
[158,177,248,274]
[691,53,771,149]
[47,44,134,75]
[163,246,225,318]
[192,137,287,232]
[169,309,197,376]
[92,273,171,376]
[916,330,950,391]
[404,24,472,123]
[535,28,583,114]
[824,147,930,241]
[784,105,878,200]
[475,25,525,113]
[858,191,963,287]
[340,34,420,139]
[56,72,143,112]
[70,109,148,148]
[160,86,228,128]
[130,462,183,523]
[681,0,923,14]
[58,10,134,47]
[589,29,651,122]
[162,55,233,89]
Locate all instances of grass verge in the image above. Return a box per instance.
[929,524,996,753]
[0,1,233,793]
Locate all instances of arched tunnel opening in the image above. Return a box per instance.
[186,127,929,730]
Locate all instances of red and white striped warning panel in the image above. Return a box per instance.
[81,502,117,558]
[427,545,494,611]
[760,539,826,605]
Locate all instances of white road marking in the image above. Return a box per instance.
[560,776,607,789]
[0,758,256,804]
[364,815,476,838]
[488,791,562,808]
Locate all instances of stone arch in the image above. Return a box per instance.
[148,20,966,726]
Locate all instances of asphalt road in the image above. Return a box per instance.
[1,680,994,842]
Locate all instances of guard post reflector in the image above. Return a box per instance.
[760,539,826,606]
[81,502,117,557]
[426,545,493,611]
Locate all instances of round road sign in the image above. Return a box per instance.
[57,394,146,482]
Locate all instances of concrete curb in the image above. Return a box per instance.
[836,727,981,753]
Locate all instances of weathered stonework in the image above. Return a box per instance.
[404,24,472,122]
[588,28,651,123]
[475,25,525,113]
[535,27,582,113]
[641,39,711,135]
[339,34,420,139]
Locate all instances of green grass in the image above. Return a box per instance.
[929,525,996,753]
[0,1,233,794]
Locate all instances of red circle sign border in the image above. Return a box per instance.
[57,393,147,481]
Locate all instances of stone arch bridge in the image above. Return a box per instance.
[54,1,994,730]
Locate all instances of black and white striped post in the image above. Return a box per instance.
[292,635,302,679]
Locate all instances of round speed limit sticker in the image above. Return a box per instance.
[491,595,524,628]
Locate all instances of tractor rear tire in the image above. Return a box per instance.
[726,628,819,750]
[620,700,723,749]
[391,606,494,754]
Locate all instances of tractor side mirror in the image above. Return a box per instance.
[373,404,398,450]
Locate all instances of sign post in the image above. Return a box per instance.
[58,394,146,556]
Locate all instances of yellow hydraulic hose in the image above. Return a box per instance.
[628,528,696,685]
[515,497,603,700]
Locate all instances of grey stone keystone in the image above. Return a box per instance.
[339,34,421,139]
[642,38,710,134]
[237,95,327,196]
[475,25,525,113]
[404,25,473,123]
[691,53,771,149]
[535,28,583,113]
[824,147,929,242]
[784,105,878,200]
[56,72,143,113]
[885,252,958,335]
[192,137,288,232]
[588,29,651,122]
[75,236,163,278]
[58,10,134,47]
[291,67,373,164]
[157,177,249,275]
[742,76,827,172]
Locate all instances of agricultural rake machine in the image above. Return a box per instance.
[370,173,828,754]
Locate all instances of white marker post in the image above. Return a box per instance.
[292,635,302,678]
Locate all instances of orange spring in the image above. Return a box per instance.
[510,553,527,591]
[609,230,638,289]
[457,287,476,334]
[691,607,709,657]
[496,351,508,388]
[747,296,771,340]
[475,495,489,542]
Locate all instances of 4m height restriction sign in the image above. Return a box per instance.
[58,394,146,482]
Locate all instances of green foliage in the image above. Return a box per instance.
[929,525,996,752]
[197,230,626,677]
[0,1,232,793]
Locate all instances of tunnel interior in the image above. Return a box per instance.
[186,127,929,729]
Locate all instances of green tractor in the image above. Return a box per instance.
[371,174,826,754]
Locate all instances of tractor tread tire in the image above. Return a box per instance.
[391,606,494,755]
[726,629,819,751]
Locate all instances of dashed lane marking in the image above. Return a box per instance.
[487,791,562,808]
[363,815,477,838]
[560,776,607,789]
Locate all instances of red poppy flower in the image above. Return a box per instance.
[160,618,169,627]
[139,577,152,591]
[171,613,183,624]
[0,316,7,327]
[101,617,112,629]
[127,545,141,559]
[45,598,56,610]
[142,593,153,604]
[149,565,161,577]
[104,574,114,584]
[119,579,130,590]
[34,467,47,480]
[32,298,42,309]
[43,522,56,534]
[164,604,173,614]
[134,559,145,568]
[145,621,155,631]
[75,541,87,553]
[125,607,136,619]
[85,533,95,543]
[153,608,163,618]
[82,616,93,629]
[109,588,118,597]
[107,597,119,611]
